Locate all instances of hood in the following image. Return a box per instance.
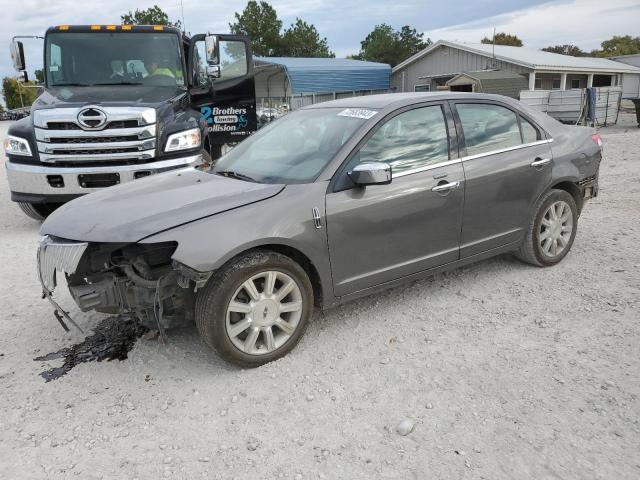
[32,85,186,110]
[41,169,285,243]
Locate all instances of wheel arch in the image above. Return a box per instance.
[216,243,325,308]
[549,178,583,214]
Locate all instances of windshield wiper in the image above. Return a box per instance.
[215,170,258,182]
[51,83,87,87]
[92,82,143,86]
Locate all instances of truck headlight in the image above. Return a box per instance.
[4,135,32,156]
[164,128,201,152]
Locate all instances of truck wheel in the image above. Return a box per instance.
[17,202,59,221]
[516,189,578,267]
[195,250,314,367]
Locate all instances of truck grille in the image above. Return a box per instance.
[33,106,157,164]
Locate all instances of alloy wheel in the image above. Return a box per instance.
[539,200,573,258]
[225,270,303,355]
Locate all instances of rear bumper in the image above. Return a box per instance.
[6,153,202,202]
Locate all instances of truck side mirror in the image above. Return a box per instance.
[206,65,221,79]
[10,39,26,72]
[16,70,29,83]
[204,35,220,65]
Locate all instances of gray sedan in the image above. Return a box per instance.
[38,93,602,366]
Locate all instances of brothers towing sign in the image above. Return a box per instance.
[202,106,249,134]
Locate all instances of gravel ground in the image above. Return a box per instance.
[0,114,639,480]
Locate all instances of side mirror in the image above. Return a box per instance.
[348,162,392,186]
[10,39,26,72]
[16,70,28,83]
[206,64,221,79]
[204,35,220,65]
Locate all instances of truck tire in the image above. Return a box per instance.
[17,202,59,221]
[195,250,314,368]
[516,189,578,267]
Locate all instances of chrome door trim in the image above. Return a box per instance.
[460,139,554,163]
[390,139,553,180]
[393,158,462,178]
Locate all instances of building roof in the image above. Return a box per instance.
[393,40,640,74]
[254,57,391,94]
[454,70,527,81]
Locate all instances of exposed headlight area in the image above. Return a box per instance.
[164,128,201,152]
[38,238,196,330]
[4,135,32,156]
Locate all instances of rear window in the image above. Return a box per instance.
[457,103,521,156]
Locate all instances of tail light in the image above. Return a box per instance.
[591,134,603,148]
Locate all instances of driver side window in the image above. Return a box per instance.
[355,105,450,175]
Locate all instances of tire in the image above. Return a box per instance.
[195,250,314,367]
[516,189,578,267]
[17,202,60,221]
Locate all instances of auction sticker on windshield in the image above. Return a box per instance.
[337,108,378,120]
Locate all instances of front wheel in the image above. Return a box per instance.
[516,189,578,267]
[16,202,60,221]
[195,250,314,367]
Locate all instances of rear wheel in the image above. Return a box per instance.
[195,250,314,367]
[17,202,60,221]
[516,189,578,267]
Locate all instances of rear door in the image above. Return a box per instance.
[325,102,465,296]
[451,101,553,257]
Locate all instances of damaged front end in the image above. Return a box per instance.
[37,235,211,333]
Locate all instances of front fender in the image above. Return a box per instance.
[141,182,336,307]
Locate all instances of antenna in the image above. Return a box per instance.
[180,0,186,32]
[492,27,496,60]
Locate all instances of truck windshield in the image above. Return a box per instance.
[45,32,185,87]
[213,108,373,184]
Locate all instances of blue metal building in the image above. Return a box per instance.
[253,57,391,112]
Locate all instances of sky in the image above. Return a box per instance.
[1,0,639,88]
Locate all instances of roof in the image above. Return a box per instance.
[254,57,391,94]
[303,91,493,109]
[393,40,640,74]
[453,70,527,81]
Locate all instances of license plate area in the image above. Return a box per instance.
[78,173,120,188]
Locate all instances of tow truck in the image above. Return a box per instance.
[4,25,257,220]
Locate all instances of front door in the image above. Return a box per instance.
[451,101,553,257]
[326,104,465,297]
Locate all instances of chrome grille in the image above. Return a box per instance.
[38,236,89,292]
[33,106,157,164]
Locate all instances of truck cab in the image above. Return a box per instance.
[4,25,257,220]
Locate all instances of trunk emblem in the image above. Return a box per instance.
[77,107,108,130]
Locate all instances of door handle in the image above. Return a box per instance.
[431,181,460,192]
[530,158,552,168]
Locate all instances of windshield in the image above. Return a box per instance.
[45,32,185,87]
[213,108,373,184]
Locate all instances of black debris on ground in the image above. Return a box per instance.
[34,316,148,382]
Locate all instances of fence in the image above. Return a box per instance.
[520,86,622,126]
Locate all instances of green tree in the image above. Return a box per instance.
[34,69,45,83]
[590,35,640,57]
[2,77,40,109]
[121,5,181,29]
[481,32,523,47]
[229,1,282,56]
[355,24,431,67]
[542,45,585,56]
[278,19,334,57]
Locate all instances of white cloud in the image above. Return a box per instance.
[428,0,640,50]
